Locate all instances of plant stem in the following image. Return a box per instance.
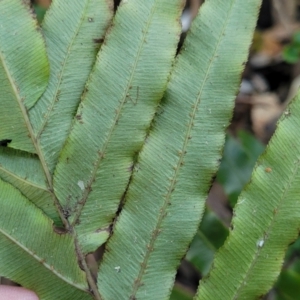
[74,233,102,300]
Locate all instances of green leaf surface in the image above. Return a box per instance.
[284,236,300,261]
[196,95,300,299]
[0,0,49,153]
[170,284,194,300]
[0,147,60,225]
[283,31,300,64]
[217,131,264,206]
[29,0,113,173]
[0,0,113,227]
[53,0,184,254]
[275,269,300,300]
[33,4,48,24]
[97,0,261,299]
[274,253,300,299]
[0,179,92,300]
[186,209,229,276]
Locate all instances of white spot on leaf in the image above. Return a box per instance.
[114,266,121,273]
[257,239,264,248]
[77,180,85,191]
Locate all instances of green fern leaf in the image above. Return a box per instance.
[0,147,60,225]
[0,179,92,300]
[0,0,113,226]
[0,0,49,153]
[97,0,261,299]
[29,0,114,173]
[53,0,185,254]
[196,91,300,299]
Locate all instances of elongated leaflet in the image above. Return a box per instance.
[97,0,261,299]
[54,0,185,254]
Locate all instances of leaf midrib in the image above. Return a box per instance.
[129,0,235,296]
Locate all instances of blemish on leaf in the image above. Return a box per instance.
[53,225,68,235]
[95,227,110,233]
[265,167,272,173]
[62,207,71,219]
[257,239,264,248]
[128,163,134,171]
[77,197,85,205]
[114,266,121,273]
[284,109,291,117]
[75,114,82,120]
[39,258,46,264]
[88,17,94,22]
[93,38,104,44]
[77,180,85,191]
[98,151,105,159]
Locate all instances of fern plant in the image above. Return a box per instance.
[1,0,299,299]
